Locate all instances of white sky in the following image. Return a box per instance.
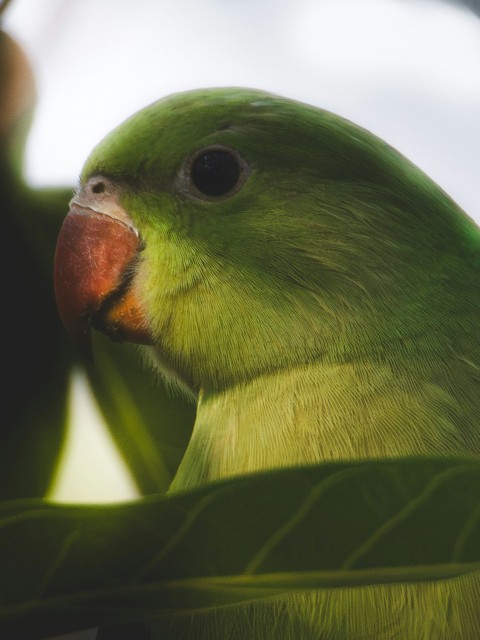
[5,0,480,222]
[4,0,480,504]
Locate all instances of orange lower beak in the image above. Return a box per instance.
[54,203,153,359]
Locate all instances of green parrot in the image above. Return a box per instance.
[54,88,480,638]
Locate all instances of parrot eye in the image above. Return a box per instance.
[191,149,239,196]
[182,145,249,200]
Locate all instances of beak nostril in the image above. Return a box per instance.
[91,181,105,194]
[69,184,138,231]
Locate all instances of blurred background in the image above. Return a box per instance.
[2,0,480,505]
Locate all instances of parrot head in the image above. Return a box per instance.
[54,87,479,393]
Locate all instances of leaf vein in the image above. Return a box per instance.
[132,483,240,582]
[342,465,472,570]
[451,503,480,562]
[243,467,361,575]
[33,530,80,600]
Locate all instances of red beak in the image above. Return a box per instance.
[54,203,153,359]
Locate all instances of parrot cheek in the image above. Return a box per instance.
[91,282,154,346]
[54,203,154,358]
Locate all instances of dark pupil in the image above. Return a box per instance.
[191,150,240,196]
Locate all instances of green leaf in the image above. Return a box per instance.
[2,458,480,639]
[1,177,73,498]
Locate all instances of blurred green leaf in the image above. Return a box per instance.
[86,335,196,495]
[1,458,480,639]
[1,148,73,498]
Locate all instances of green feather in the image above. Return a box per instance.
[83,88,480,638]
